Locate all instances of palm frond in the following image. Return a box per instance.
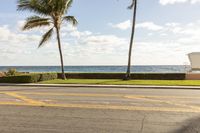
[128,0,135,9]
[17,0,51,16]
[63,0,73,14]
[62,16,78,26]
[23,16,51,30]
[38,27,54,48]
[46,0,73,17]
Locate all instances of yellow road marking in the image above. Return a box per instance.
[125,95,200,111]
[1,91,200,113]
[129,95,200,99]
[7,92,200,110]
[5,92,45,105]
[1,92,200,100]
[5,92,123,97]
[0,102,199,113]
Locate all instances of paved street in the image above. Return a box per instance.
[0,86,200,133]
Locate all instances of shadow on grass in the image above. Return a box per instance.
[95,80,124,85]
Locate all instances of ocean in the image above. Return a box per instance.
[0,65,190,73]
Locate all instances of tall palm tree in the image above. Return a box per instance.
[125,0,137,80]
[17,0,78,79]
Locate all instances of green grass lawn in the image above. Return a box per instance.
[40,79,200,86]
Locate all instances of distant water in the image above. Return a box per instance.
[0,66,189,73]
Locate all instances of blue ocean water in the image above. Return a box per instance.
[0,66,189,73]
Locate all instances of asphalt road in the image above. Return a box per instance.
[0,86,200,133]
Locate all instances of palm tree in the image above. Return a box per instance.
[125,0,137,80]
[17,0,78,79]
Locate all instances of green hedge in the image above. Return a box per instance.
[59,73,125,79]
[39,73,58,81]
[58,73,186,80]
[0,73,186,83]
[0,73,58,83]
[131,73,185,80]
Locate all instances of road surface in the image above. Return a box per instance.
[0,86,200,133]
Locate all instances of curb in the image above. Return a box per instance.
[1,83,200,90]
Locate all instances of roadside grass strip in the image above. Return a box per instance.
[40,79,200,86]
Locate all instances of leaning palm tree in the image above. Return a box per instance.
[125,0,137,80]
[17,0,78,79]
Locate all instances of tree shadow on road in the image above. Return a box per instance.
[172,117,200,133]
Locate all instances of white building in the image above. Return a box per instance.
[188,52,200,71]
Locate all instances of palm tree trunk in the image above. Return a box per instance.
[125,0,137,80]
[56,27,66,80]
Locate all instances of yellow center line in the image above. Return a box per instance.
[5,92,45,105]
[0,91,200,113]
[125,95,200,111]
[0,92,199,99]
[1,92,124,97]
[135,95,200,99]
[0,102,199,113]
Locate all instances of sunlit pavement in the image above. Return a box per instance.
[0,86,200,133]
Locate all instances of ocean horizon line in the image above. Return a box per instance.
[0,65,188,67]
[0,65,189,73]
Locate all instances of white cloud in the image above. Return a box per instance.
[159,0,200,5]
[110,21,164,32]
[191,0,200,3]
[0,21,129,66]
[132,20,200,65]
[4,18,200,65]
[136,22,163,31]
[160,0,187,5]
[17,20,25,30]
[0,25,40,45]
[109,20,131,30]
[80,35,126,45]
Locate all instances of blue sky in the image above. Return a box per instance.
[0,0,200,66]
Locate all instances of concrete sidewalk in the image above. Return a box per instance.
[1,83,200,90]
